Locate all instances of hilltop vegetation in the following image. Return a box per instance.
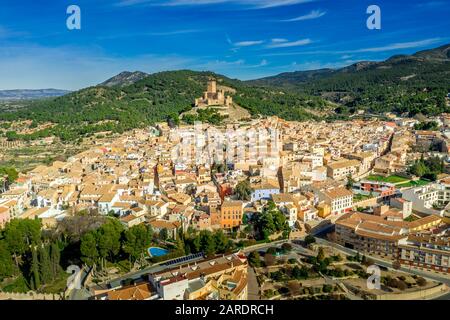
[1,44,449,143]
[249,44,450,117]
[0,70,326,142]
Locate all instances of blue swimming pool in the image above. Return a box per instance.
[148,247,169,257]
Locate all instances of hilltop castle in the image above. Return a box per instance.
[195,78,233,108]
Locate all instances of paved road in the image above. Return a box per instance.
[434,291,450,300]
[241,240,287,254]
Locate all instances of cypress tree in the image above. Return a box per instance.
[50,242,61,278]
[30,248,40,290]
[39,245,52,284]
[0,240,16,278]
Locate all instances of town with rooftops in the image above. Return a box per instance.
[0,78,449,301]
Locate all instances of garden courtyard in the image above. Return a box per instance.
[247,241,443,300]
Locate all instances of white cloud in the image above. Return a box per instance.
[271,38,288,43]
[261,38,445,56]
[352,38,443,53]
[266,38,312,48]
[281,9,326,22]
[234,40,264,47]
[117,0,316,9]
[254,59,268,67]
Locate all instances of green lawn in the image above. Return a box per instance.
[397,179,430,188]
[366,175,409,184]
[404,215,420,222]
[353,194,372,202]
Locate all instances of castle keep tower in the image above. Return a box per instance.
[195,78,233,108]
[207,79,217,94]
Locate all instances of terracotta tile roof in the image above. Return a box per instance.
[107,283,155,300]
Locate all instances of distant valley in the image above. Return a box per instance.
[0,89,71,101]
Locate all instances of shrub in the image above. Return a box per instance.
[281,243,292,252]
[416,277,427,287]
[248,251,261,267]
[270,270,284,282]
[392,260,401,270]
[397,280,408,291]
[304,235,316,245]
[264,253,276,266]
[288,281,301,295]
[332,254,343,262]
[322,284,333,293]
[264,289,274,298]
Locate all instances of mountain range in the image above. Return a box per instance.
[100,71,149,87]
[249,44,450,87]
[1,44,449,142]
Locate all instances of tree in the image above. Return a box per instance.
[159,228,168,241]
[304,235,316,246]
[213,230,230,253]
[123,224,152,263]
[97,219,123,262]
[200,231,216,256]
[396,280,408,291]
[235,180,253,201]
[167,113,180,128]
[281,243,292,253]
[288,281,301,295]
[323,284,333,293]
[317,247,325,262]
[4,219,42,267]
[292,265,308,279]
[80,232,99,266]
[346,174,355,190]
[264,253,276,266]
[191,234,201,253]
[256,201,290,241]
[39,245,53,284]
[30,248,41,290]
[175,236,186,254]
[392,260,401,270]
[0,240,15,278]
[0,167,19,183]
[50,242,61,278]
[361,255,367,265]
[248,251,261,267]
[416,277,427,287]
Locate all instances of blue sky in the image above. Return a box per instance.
[0,0,448,90]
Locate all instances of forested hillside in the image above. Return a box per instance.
[0,70,326,141]
[249,44,450,116]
